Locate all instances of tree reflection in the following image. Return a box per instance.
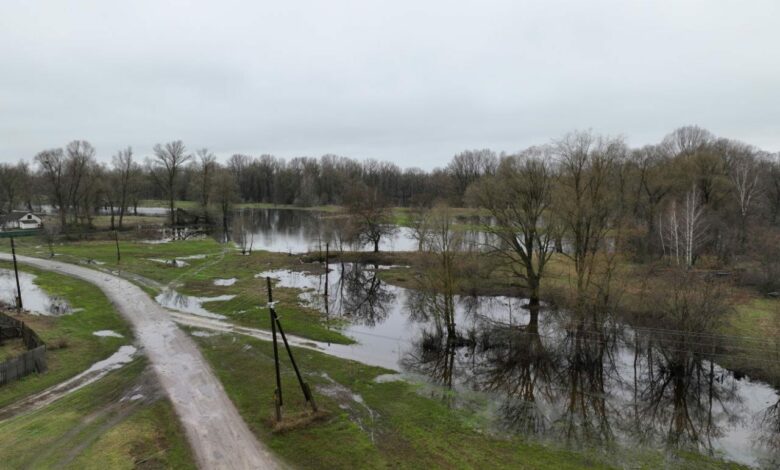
[474,308,555,435]
[630,334,739,455]
[329,263,395,327]
[551,313,619,447]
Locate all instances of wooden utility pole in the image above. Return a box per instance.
[267,276,283,422]
[114,230,121,263]
[10,237,22,310]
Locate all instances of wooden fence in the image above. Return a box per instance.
[0,311,47,386]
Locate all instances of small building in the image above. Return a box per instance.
[0,211,43,231]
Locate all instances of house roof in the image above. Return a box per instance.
[0,211,41,224]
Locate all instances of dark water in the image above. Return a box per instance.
[259,263,780,467]
[0,268,71,315]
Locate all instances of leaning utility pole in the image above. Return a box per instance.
[265,276,318,423]
[10,237,22,310]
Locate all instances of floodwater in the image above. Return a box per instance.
[229,208,497,253]
[154,288,234,320]
[0,268,71,315]
[259,263,780,468]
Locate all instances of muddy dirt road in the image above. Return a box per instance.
[0,254,281,470]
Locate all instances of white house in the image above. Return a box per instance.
[0,211,43,231]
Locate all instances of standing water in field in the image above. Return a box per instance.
[0,268,71,315]
[259,263,780,468]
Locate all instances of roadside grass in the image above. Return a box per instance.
[0,261,131,408]
[191,329,748,470]
[4,237,352,344]
[0,359,195,469]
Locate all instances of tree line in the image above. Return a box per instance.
[1,126,779,265]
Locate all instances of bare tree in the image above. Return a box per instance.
[416,204,463,335]
[150,140,191,225]
[193,148,217,222]
[470,147,557,306]
[344,182,396,252]
[0,161,29,212]
[112,147,138,229]
[64,140,96,224]
[35,148,68,227]
[213,167,237,240]
[553,131,622,301]
[660,186,707,267]
[726,147,762,249]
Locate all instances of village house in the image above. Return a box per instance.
[0,211,43,231]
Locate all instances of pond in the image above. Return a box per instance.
[258,263,780,468]
[0,268,71,315]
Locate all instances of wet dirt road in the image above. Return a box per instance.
[0,253,281,470]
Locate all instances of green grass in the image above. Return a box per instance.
[191,330,747,469]
[3,237,353,344]
[0,359,195,469]
[0,262,132,408]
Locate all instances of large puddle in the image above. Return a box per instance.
[155,289,234,320]
[259,263,780,467]
[0,268,71,315]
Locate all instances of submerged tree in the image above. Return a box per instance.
[344,182,396,252]
[470,147,557,306]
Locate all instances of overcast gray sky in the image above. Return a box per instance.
[1,0,778,168]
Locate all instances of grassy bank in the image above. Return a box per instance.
[0,359,195,469]
[191,329,746,469]
[0,262,132,408]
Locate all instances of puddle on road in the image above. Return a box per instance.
[155,289,234,320]
[0,268,72,315]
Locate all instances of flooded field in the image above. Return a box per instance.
[0,268,70,315]
[258,263,780,467]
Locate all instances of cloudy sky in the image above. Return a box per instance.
[1,0,778,168]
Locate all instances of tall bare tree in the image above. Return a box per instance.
[554,131,622,302]
[470,147,557,306]
[150,140,191,225]
[192,148,217,222]
[112,147,139,229]
[344,182,396,252]
[35,148,68,228]
[726,146,762,249]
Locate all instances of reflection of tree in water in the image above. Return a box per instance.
[550,312,620,447]
[329,263,395,327]
[473,308,556,436]
[629,333,739,455]
[755,397,780,466]
[401,291,477,398]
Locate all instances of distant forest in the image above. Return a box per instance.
[1,125,780,266]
